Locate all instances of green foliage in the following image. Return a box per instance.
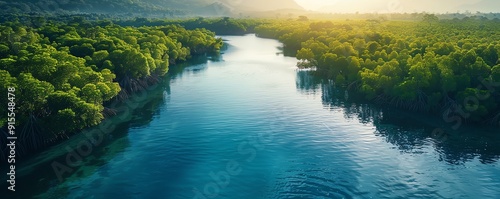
[255,18,500,122]
[0,17,222,155]
[0,0,194,17]
[422,14,439,25]
[118,17,261,36]
[297,48,314,61]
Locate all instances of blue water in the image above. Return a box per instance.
[3,34,500,199]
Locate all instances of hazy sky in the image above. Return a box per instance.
[294,0,500,13]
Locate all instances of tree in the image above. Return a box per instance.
[50,109,77,133]
[491,65,500,82]
[17,73,54,114]
[70,43,95,58]
[298,16,309,21]
[81,83,102,104]
[47,91,80,112]
[423,14,439,25]
[296,48,314,61]
[109,48,150,79]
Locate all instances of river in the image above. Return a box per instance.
[2,34,500,199]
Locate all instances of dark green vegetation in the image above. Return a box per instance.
[0,0,213,16]
[0,17,222,158]
[254,17,500,124]
[0,0,303,17]
[116,17,262,35]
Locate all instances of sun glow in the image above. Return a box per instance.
[294,0,499,13]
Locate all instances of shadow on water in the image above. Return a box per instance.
[296,70,500,165]
[0,55,217,198]
[277,46,299,57]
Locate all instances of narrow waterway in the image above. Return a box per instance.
[3,34,500,199]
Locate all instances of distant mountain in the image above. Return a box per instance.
[0,0,210,15]
[0,0,304,16]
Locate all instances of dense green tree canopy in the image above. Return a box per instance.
[0,16,222,156]
[255,18,500,123]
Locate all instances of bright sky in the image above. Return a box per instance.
[294,0,500,13]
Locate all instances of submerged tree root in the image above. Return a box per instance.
[18,114,46,157]
[374,92,431,113]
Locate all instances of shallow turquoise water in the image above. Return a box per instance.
[3,34,500,199]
